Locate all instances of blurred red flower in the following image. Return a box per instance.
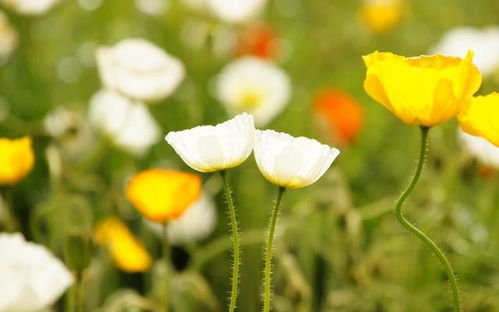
[236,22,279,59]
[313,89,364,145]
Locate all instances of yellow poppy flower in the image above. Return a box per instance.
[95,217,152,273]
[359,0,404,34]
[126,169,202,223]
[458,93,499,147]
[0,137,35,185]
[363,51,482,127]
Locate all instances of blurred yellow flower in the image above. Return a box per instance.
[458,93,499,147]
[359,0,403,34]
[95,217,152,273]
[0,137,35,185]
[126,169,202,223]
[363,51,481,127]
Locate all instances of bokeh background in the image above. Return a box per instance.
[1,0,499,311]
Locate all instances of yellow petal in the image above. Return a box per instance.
[458,93,499,147]
[362,51,482,127]
[94,217,152,273]
[126,169,202,223]
[0,137,35,185]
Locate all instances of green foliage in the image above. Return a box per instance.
[2,0,499,311]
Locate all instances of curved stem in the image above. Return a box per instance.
[263,186,286,312]
[162,223,171,312]
[395,127,460,311]
[220,170,240,312]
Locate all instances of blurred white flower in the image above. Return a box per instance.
[207,0,267,24]
[181,0,267,24]
[459,129,499,168]
[96,39,185,102]
[215,57,291,126]
[44,107,77,137]
[254,130,340,189]
[135,0,169,16]
[165,113,255,172]
[44,107,94,158]
[0,0,59,15]
[148,192,217,244]
[0,233,73,312]
[89,89,161,155]
[431,26,499,76]
[78,0,103,11]
[0,11,17,64]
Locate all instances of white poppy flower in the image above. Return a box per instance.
[215,57,291,126]
[148,192,217,244]
[181,0,267,24]
[0,11,17,63]
[459,129,499,168]
[431,26,499,76]
[165,113,255,172]
[0,233,73,312]
[96,39,185,102]
[254,130,340,189]
[89,89,161,155]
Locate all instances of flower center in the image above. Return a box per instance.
[237,89,263,110]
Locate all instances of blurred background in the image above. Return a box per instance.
[1,0,499,311]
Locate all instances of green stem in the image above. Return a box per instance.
[68,271,82,312]
[162,223,171,312]
[395,127,460,311]
[263,186,286,312]
[220,170,240,312]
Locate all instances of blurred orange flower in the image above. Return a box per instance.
[313,89,364,145]
[236,22,279,60]
[126,169,202,223]
[359,0,404,34]
[94,217,152,273]
[0,137,34,185]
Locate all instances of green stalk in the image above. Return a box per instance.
[162,223,171,312]
[395,126,460,311]
[263,186,286,312]
[67,272,82,312]
[220,170,241,312]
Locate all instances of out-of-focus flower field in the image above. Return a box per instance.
[2,0,499,311]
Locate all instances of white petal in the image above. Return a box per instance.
[431,26,499,76]
[0,12,17,61]
[0,233,73,312]
[165,113,255,172]
[459,129,499,168]
[0,0,59,15]
[89,89,161,155]
[215,57,291,126]
[168,192,217,244]
[206,0,267,23]
[96,39,185,101]
[254,130,340,188]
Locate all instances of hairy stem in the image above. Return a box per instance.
[162,223,171,312]
[220,170,241,312]
[263,186,286,312]
[395,126,460,311]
